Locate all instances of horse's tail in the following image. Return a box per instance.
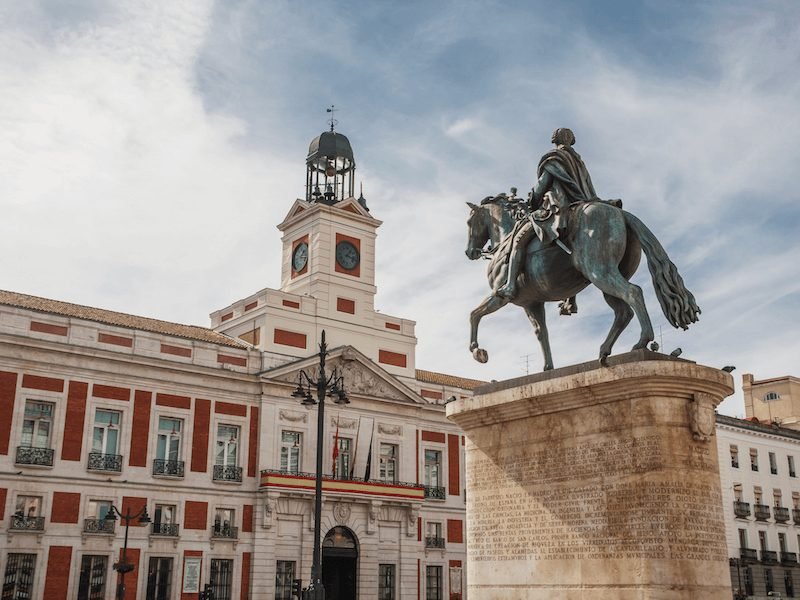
[623,210,701,329]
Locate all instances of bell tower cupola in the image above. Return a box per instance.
[305,110,357,205]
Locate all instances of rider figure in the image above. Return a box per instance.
[497,128,603,313]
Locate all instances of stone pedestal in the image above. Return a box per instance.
[446,351,734,600]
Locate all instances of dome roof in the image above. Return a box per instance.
[306,130,354,164]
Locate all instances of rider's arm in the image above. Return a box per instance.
[530,170,552,207]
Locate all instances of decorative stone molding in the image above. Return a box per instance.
[378,423,402,436]
[331,416,358,430]
[407,505,419,537]
[333,502,351,524]
[279,409,307,423]
[689,392,716,443]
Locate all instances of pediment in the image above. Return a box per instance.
[262,345,424,404]
[278,199,313,229]
[333,197,374,219]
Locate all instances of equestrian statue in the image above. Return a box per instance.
[465,127,700,370]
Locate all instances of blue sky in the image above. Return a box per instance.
[1,1,798,416]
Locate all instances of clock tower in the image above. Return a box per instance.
[211,126,417,377]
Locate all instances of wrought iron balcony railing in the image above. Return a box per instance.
[424,486,446,500]
[151,522,179,537]
[740,547,758,562]
[781,551,798,564]
[733,501,751,518]
[10,515,45,531]
[15,446,54,467]
[83,518,115,534]
[152,459,185,478]
[754,504,771,521]
[87,452,123,472]
[425,536,445,549]
[211,524,238,539]
[774,506,790,523]
[761,550,778,563]
[793,509,800,525]
[212,464,242,483]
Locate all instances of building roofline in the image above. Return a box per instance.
[716,413,800,441]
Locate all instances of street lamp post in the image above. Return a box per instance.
[290,330,349,600]
[104,503,151,600]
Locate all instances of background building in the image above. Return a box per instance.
[717,373,800,599]
[0,128,477,600]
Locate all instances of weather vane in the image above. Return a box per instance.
[326,105,338,131]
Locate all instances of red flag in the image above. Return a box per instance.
[332,421,340,476]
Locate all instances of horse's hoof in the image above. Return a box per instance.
[473,348,488,363]
[599,353,610,367]
[543,363,553,371]
[469,342,478,352]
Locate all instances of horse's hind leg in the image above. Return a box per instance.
[589,271,654,353]
[599,292,634,365]
[469,293,509,363]
[524,302,553,370]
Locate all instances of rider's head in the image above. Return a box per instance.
[551,128,575,147]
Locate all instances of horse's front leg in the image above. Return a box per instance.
[523,302,553,370]
[469,293,509,363]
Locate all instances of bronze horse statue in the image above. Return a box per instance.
[465,196,700,370]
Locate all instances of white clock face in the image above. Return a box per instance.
[336,241,359,270]
[292,242,308,271]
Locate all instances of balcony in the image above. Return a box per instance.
[15,446,54,467]
[740,547,758,562]
[259,469,425,501]
[782,551,798,564]
[761,550,778,563]
[87,452,122,472]
[211,524,238,539]
[733,501,751,518]
[754,504,771,521]
[775,506,790,523]
[424,486,446,500]
[213,465,242,483]
[151,522,179,537]
[425,536,445,549]
[153,459,185,478]
[83,518,115,534]
[10,515,45,531]
[793,509,800,525]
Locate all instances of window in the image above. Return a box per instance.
[11,495,43,530]
[210,559,233,600]
[789,456,796,478]
[775,490,784,507]
[766,568,774,594]
[379,444,398,483]
[786,570,795,598]
[21,400,53,448]
[425,450,441,487]
[759,531,769,552]
[213,508,237,538]
[335,437,352,479]
[2,553,37,599]
[92,409,120,455]
[379,564,396,600]
[425,565,443,600]
[152,504,177,536]
[215,425,239,467]
[765,391,781,401]
[280,431,302,474]
[739,528,749,549]
[146,557,173,600]
[755,488,763,505]
[84,499,113,533]
[156,417,182,462]
[77,555,108,600]
[426,522,444,548]
[730,445,739,468]
[733,484,743,501]
[770,452,778,475]
[214,424,241,482]
[744,567,753,596]
[750,449,759,472]
[780,532,788,553]
[275,561,295,600]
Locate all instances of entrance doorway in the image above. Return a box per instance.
[322,526,358,600]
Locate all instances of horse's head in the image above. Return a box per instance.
[465,199,491,260]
